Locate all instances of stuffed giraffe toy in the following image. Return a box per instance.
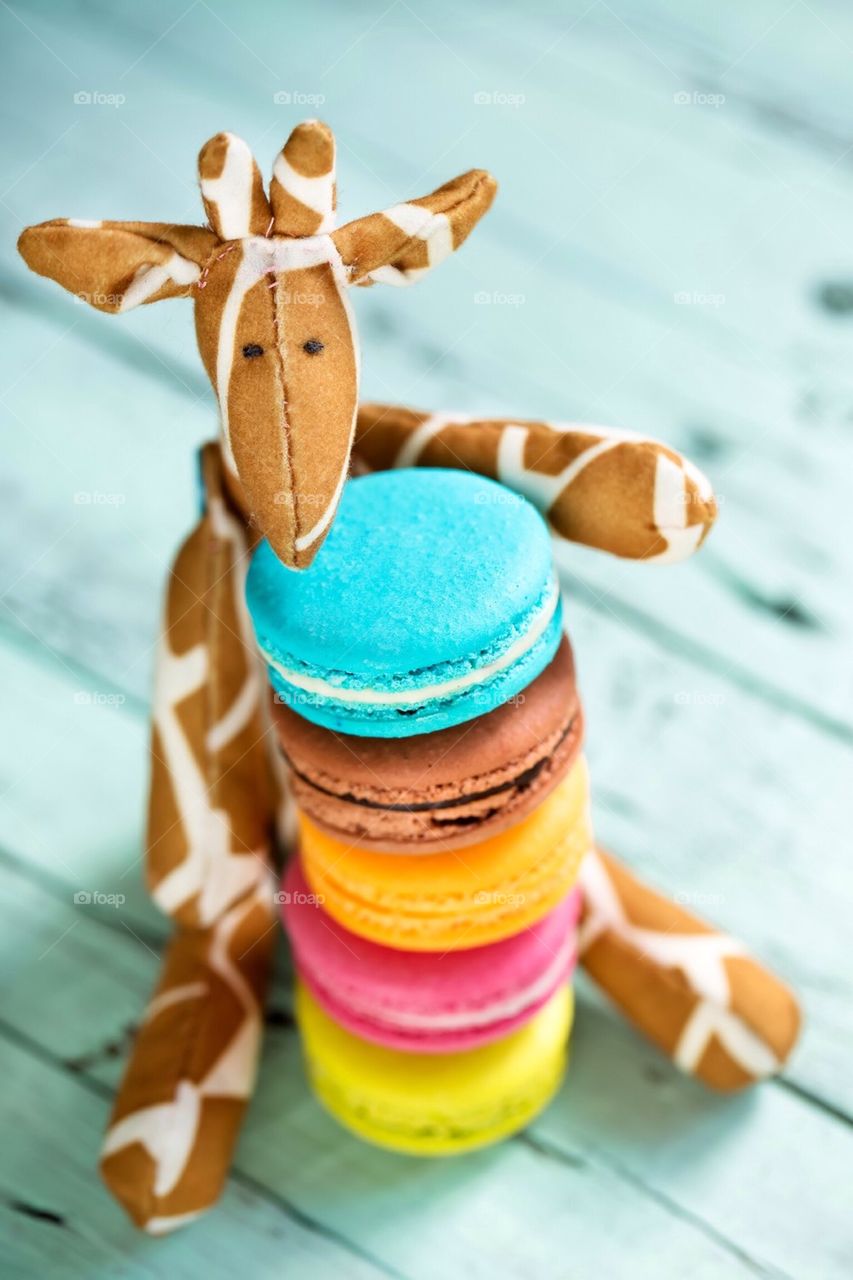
[18,121,800,1234]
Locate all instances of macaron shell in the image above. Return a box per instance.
[275,636,585,852]
[299,757,592,951]
[266,603,563,738]
[246,468,563,738]
[282,855,582,1052]
[296,981,574,1156]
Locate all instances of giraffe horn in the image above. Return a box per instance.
[269,119,336,237]
[198,132,272,240]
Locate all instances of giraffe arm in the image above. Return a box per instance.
[101,443,280,1232]
[578,848,801,1089]
[353,403,717,563]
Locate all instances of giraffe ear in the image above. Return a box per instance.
[331,169,497,286]
[17,219,217,313]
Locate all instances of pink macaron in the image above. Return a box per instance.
[280,856,581,1054]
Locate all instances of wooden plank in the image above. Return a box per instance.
[0,633,161,935]
[535,981,853,1280]
[0,1035,397,1280]
[3,855,846,1279]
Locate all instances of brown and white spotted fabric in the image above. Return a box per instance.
[146,444,274,929]
[18,122,497,570]
[98,443,279,1232]
[579,848,801,1089]
[101,881,275,1233]
[17,219,217,312]
[198,133,272,240]
[332,168,499,286]
[270,119,336,237]
[354,403,717,562]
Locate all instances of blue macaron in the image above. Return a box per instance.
[246,468,562,738]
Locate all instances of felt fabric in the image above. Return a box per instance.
[331,168,497,286]
[270,119,336,237]
[17,220,217,312]
[192,235,360,570]
[18,124,497,571]
[353,403,718,563]
[146,444,274,930]
[198,132,272,239]
[578,848,801,1090]
[100,883,274,1233]
[97,443,279,1234]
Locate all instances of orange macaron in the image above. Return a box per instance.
[299,757,592,951]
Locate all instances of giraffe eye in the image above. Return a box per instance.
[242,343,264,358]
[303,339,324,355]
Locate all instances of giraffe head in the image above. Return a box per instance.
[18,122,497,567]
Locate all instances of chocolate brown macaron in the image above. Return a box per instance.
[272,636,583,852]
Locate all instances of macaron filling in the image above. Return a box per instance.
[273,636,584,851]
[303,932,576,1037]
[259,577,563,735]
[283,853,581,1052]
[282,713,579,816]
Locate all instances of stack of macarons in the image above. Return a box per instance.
[246,468,592,1155]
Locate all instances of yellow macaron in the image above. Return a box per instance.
[295,980,574,1155]
[299,757,592,951]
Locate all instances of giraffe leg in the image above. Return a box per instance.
[353,402,717,564]
[101,443,280,1232]
[577,848,801,1089]
[100,887,275,1232]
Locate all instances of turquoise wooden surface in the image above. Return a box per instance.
[1,1,851,1276]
